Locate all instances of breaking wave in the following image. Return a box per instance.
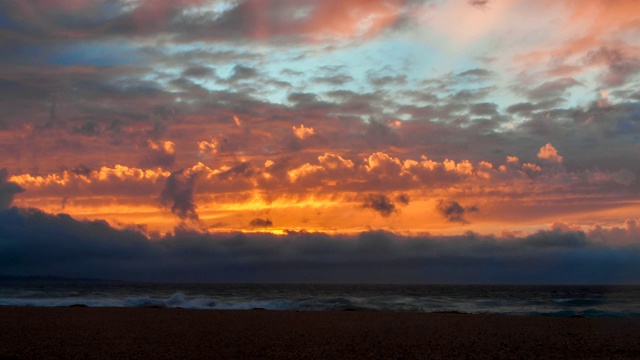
[0,283,639,318]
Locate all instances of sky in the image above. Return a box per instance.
[1,0,640,283]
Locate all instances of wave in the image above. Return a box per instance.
[1,284,639,318]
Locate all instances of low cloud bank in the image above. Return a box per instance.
[1,207,638,284]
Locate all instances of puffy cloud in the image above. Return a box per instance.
[436,200,479,224]
[318,153,354,171]
[198,138,227,156]
[292,125,315,140]
[537,143,563,164]
[287,163,324,183]
[0,169,24,209]
[9,166,169,198]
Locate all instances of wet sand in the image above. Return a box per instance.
[1,306,639,359]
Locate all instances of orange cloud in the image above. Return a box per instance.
[292,124,315,140]
[537,143,563,164]
[198,138,220,156]
[240,0,404,42]
[11,165,169,189]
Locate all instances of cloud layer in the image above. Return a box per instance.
[1,207,639,283]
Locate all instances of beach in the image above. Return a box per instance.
[1,306,639,359]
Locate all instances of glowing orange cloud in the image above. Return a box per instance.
[7,143,638,235]
[233,115,242,127]
[292,125,315,140]
[147,140,175,154]
[537,143,563,164]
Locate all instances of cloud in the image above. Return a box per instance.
[537,143,563,164]
[160,168,200,221]
[227,65,259,82]
[524,78,582,101]
[1,207,640,283]
[468,0,490,7]
[8,165,169,199]
[140,140,176,168]
[395,193,410,205]
[292,125,315,140]
[362,193,399,217]
[457,68,492,81]
[436,200,478,224]
[0,169,25,209]
[368,74,407,87]
[312,74,354,86]
[198,138,228,156]
[249,218,273,228]
[182,65,215,78]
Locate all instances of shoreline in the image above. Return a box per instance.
[1,306,640,359]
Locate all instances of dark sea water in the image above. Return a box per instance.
[1,281,639,318]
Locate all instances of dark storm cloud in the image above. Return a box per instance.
[436,200,478,224]
[1,207,640,283]
[0,169,24,209]
[160,168,199,221]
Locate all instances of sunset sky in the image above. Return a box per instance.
[1,0,639,283]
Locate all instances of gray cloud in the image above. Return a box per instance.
[395,193,410,205]
[457,68,492,81]
[368,74,407,87]
[139,141,176,169]
[0,169,24,209]
[436,200,479,224]
[468,0,490,7]
[525,78,582,101]
[312,74,354,86]
[249,218,273,228]
[363,194,398,217]
[228,65,259,82]
[182,65,215,78]
[160,168,199,221]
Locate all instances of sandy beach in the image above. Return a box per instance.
[0,306,639,359]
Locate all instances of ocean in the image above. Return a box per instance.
[1,281,639,318]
